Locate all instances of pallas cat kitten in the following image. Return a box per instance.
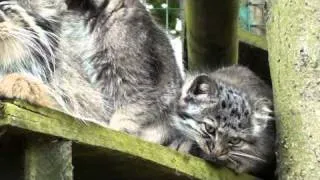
[63,0,182,143]
[172,65,275,178]
[0,0,109,125]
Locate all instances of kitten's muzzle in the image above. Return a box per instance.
[214,149,228,158]
[211,145,229,158]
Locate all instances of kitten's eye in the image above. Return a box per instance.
[199,84,209,93]
[194,83,209,95]
[229,138,241,145]
[205,124,215,135]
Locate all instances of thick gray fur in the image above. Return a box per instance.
[0,0,182,140]
[0,0,110,125]
[171,65,275,178]
[62,0,182,143]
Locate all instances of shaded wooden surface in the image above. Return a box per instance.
[25,138,73,180]
[238,42,270,85]
[0,133,24,180]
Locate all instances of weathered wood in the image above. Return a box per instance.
[0,100,255,180]
[238,27,268,51]
[25,138,73,180]
[267,0,320,179]
[184,0,239,70]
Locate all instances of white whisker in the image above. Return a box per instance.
[227,157,238,165]
[229,151,267,163]
[10,27,57,79]
[239,127,254,133]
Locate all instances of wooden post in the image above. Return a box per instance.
[267,0,320,179]
[24,138,73,180]
[184,0,239,70]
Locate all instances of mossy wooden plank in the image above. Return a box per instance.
[24,138,73,180]
[0,100,255,180]
[238,28,268,51]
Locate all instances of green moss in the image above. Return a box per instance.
[267,0,320,179]
[0,100,255,180]
[238,28,267,51]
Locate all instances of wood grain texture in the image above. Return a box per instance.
[25,138,73,180]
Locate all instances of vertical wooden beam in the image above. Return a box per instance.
[267,0,320,179]
[184,0,239,70]
[24,138,73,180]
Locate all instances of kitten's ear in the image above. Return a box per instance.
[188,75,218,97]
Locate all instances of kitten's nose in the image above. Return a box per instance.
[213,147,228,157]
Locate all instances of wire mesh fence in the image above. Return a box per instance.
[141,0,184,37]
[141,0,185,75]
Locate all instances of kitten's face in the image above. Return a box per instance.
[174,74,274,174]
[0,0,66,67]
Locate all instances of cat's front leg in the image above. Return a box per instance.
[109,104,168,144]
[109,107,140,134]
[0,73,56,108]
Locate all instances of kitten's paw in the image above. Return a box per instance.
[0,73,55,108]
